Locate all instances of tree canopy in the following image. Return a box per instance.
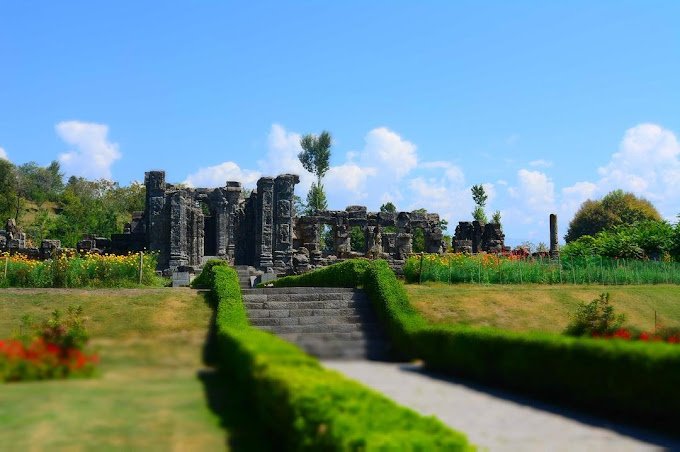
[565,190,662,242]
[471,184,488,223]
[299,130,332,213]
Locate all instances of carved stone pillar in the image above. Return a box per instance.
[273,174,299,272]
[169,191,188,270]
[255,177,275,270]
[144,171,168,269]
[224,182,242,262]
[549,214,559,258]
[214,192,228,259]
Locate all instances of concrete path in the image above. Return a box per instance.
[323,361,680,451]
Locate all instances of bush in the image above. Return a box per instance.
[564,293,626,336]
[266,259,372,288]
[191,259,229,289]
[203,263,472,450]
[1,306,98,382]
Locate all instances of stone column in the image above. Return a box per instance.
[549,213,559,258]
[144,171,168,268]
[214,192,228,259]
[169,191,188,270]
[273,174,299,272]
[255,177,275,270]
[224,182,242,263]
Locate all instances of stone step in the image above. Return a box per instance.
[245,303,373,314]
[250,315,365,327]
[275,331,386,341]
[242,287,357,295]
[257,324,378,334]
[243,293,369,303]
[245,302,370,316]
[294,342,389,360]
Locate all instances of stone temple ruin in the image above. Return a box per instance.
[105,170,506,275]
[0,169,512,275]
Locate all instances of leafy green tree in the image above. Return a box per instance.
[299,131,332,212]
[305,182,328,214]
[0,159,18,221]
[565,190,661,242]
[380,202,397,213]
[350,225,365,251]
[471,184,488,223]
[17,161,64,205]
[491,210,502,230]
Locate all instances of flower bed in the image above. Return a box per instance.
[0,251,164,287]
[0,306,98,383]
[0,338,98,382]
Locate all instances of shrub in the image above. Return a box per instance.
[0,306,98,383]
[265,259,372,288]
[202,263,471,450]
[564,293,626,336]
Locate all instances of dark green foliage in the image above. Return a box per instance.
[0,159,19,221]
[200,262,472,450]
[190,259,229,289]
[380,202,397,213]
[267,259,372,288]
[281,259,680,430]
[564,293,626,336]
[304,182,328,213]
[565,190,662,242]
[471,184,488,223]
[350,225,365,252]
[299,131,332,213]
[17,161,64,205]
[562,220,679,261]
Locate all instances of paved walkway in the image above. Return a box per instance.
[323,361,680,451]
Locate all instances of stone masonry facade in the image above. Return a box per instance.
[77,169,506,275]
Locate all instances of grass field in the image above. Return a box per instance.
[0,288,252,450]
[406,283,680,333]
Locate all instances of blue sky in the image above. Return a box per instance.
[1,1,679,245]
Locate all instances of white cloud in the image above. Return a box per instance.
[363,127,417,177]
[597,123,680,207]
[325,163,377,198]
[529,159,553,168]
[0,147,8,161]
[56,121,121,179]
[183,161,261,188]
[510,169,555,212]
[421,161,465,185]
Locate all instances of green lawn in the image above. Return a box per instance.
[406,283,680,333]
[0,288,243,451]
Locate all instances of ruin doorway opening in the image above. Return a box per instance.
[412,227,426,253]
[320,224,334,256]
[203,204,217,256]
[350,225,366,253]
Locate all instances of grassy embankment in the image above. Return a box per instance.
[406,283,680,333]
[0,288,247,450]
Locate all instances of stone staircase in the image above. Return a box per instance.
[235,265,256,290]
[241,286,390,360]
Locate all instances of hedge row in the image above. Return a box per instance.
[269,259,680,429]
[202,264,472,450]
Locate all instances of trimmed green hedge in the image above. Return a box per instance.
[204,264,472,450]
[273,259,680,430]
[263,258,372,288]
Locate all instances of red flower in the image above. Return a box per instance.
[613,329,631,340]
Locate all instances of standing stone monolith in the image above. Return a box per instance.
[549,213,559,258]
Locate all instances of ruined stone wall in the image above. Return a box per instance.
[291,207,446,274]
